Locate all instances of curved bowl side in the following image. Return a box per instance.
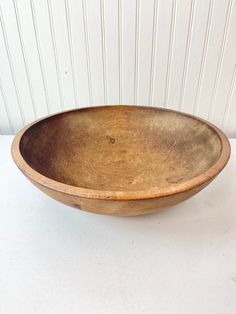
[26,174,214,216]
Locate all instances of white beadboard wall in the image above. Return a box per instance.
[0,0,235,136]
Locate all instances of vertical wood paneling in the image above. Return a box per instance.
[136,0,155,104]
[65,0,78,106]
[30,0,51,113]
[208,0,233,121]
[209,0,236,127]
[182,0,212,114]
[0,0,235,136]
[149,0,159,106]
[11,0,37,121]
[31,0,63,113]
[68,0,90,106]
[166,0,194,110]
[0,5,24,132]
[100,0,107,103]
[118,0,122,103]
[134,0,140,104]
[221,62,236,135]
[122,0,136,104]
[163,0,176,108]
[103,0,119,103]
[49,0,76,110]
[178,0,195,111]
[195,0,231,119]
[223,64,236,137]
[152,0,173,106]
[81,0,93,105]
[0,76,13,134]
[47,0,64,111]
[85,0,104,104]
[13,0,50,117]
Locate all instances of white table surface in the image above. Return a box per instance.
[0,136,236,314]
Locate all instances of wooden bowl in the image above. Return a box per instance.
[12,105,230,216]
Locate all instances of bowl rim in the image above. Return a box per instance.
[11,105,231,201]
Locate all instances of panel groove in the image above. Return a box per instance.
[100,0,107,104]
[47,0,64,111]
[0,76,14,133]
[12,0,38,118]
[178,0,196,111]
[0,6,25,125]
[164,0,177,108]
[134,0,140,104]
[208,0,233,121]
[65,0,78,107]
[193,0,214,115]
[30,0,50,114]
[221,61,236,130]
[82,0,93,105]
[149,0,159,106]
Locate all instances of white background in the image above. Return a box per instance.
[0,0,236,136]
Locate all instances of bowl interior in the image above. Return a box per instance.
[19,106,222,192]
